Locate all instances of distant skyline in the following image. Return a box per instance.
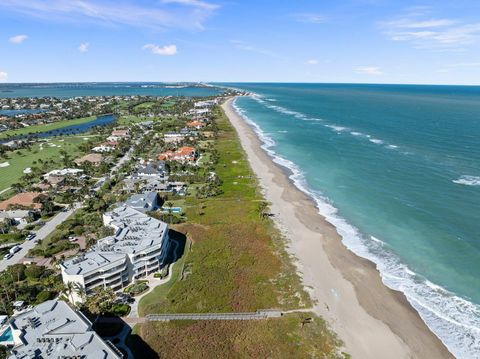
[1,0,480,85]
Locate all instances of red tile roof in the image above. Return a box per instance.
[0,192,43,210]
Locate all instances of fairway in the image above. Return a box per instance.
[0,136,88,191]
[0,116,96,139]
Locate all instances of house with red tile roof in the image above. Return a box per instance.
[74,153,103,166]
[157,146,197,163]
[0,192,43,211]
[186,121,206,129]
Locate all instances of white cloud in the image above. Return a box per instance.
[9,34,28,44]
[0,0,218,30]
[306,59,319,65]
[143,44,177,56]
[161,0,218,10]
[355,66,383,75]
[386,19,457,29]
[382,11,480,49]
[78,42,89,52]
[293,13,325,24]
[0,72,8,81]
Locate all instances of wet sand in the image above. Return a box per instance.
[222,97,453,358]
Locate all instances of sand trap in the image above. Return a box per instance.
[23,167,32,174]
[0,162,10,168]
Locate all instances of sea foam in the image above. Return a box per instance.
[232,96,480,359]
[453,175,480,186]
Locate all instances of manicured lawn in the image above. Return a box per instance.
[0,116,96,139]
[0,137,85,191]
[132,106,345,358]
[134,101,156,110]
[117,115,164,125]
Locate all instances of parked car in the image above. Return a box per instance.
[10,245,21,254]
[26,233,36,241]
[3,253,13,260]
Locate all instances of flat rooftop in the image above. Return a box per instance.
[8,300,121,359]
[62,206,168,276]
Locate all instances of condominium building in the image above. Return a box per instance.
[60,205,170,303]
[7,299,122,359]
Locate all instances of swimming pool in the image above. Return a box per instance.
[161,207,182,213]
[0,327,13,343]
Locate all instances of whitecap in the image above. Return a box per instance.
[452,175,480,186]
[324,124,347,132]
[369,138,384,145]
[232,97,480,358]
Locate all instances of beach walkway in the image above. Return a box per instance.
[147,310,283,322]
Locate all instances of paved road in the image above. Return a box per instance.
[0,202,81,271]
[93,145,136,192]
[0,138,138,270]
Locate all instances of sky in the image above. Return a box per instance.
[1,0,480,84]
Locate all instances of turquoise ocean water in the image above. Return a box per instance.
[223,83,480,358]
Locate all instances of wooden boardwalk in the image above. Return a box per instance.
[147,310,283,322]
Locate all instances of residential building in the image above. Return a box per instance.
[7,300,122,359]
[74,153,103,166]
[134,161,167,179]
[60,206,170,303]
[186,120,206,130]
[0,210,34,225]
[163,132,186,143]
[157,146,197,163]
[92,141,118,153]
[124,192,160,213]
[107,129,129,141]
[0,192,43,211]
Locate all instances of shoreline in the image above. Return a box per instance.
[222,97,453,358]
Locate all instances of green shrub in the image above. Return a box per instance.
[25,264,45,280]
[35,290,52,304]
[110,303,131,317]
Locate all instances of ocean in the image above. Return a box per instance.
[0,82,221,98]
[223,83,480,358]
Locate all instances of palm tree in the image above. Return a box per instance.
[166,201,174,223]
[73,283,87,304]
[64,281,76,303]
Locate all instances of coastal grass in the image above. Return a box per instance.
[0,116,96,139]
[0,137,85,191]
[134,106,344,358]
[133,313,341,359]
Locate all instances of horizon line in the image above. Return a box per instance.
[1,81,480,87]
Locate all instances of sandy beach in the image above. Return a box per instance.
[222,97,453,358]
